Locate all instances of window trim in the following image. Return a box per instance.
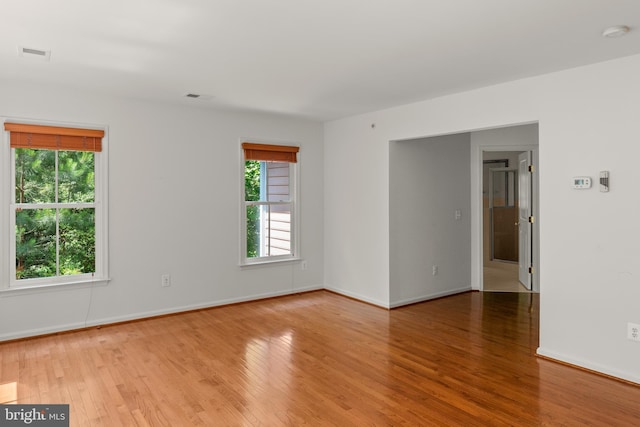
[1,118,109,292]
[239,139,300,266]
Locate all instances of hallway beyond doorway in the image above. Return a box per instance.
[483,260,532,292]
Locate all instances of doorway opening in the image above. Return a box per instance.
[482,150,535,293]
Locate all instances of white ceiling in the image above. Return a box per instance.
[1,0,640,121]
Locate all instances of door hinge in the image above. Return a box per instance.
[528,165,535,173]
[528,216,535,223]
[528,266,534,274]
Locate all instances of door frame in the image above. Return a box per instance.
[475,144,539,293]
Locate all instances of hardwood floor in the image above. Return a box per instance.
[1,291,639,426]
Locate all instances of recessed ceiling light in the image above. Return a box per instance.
[602,25,630,38]
[17,46,51,61]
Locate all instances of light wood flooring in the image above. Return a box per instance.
[484,260,532,292]
[2,291,639,426]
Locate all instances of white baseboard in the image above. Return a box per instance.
[323,285,389,308]
[85,285,324,329]
[389,286,472,308]
[537,347,640,385]
[0,284,323,342]
[0,321,89,342]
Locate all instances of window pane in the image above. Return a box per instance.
[246,205,260,258]
[267,162,290,202]
[246,204,292,258]
[243,156,294,261]
[60,208,95,275]
[245,161,291,203]
[16,208,56,279]
[59,151,95,203]
[245,161,261,202]
[15,149,55,203]
[266,205,292,256]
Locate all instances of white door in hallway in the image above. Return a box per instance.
[518,151,532,290]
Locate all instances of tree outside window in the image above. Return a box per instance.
[15,148,96,279]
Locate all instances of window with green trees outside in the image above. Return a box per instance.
[15,148,96,279]
[3,121,108,289]
[242,142,299,264]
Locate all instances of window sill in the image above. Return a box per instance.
[239,257,301,268]
[0,277,110,297]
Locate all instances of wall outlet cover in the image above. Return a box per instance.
[627,322,640,342]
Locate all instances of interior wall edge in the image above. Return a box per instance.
[323,285,389,309]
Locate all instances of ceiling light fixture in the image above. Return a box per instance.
[602,25,630,38]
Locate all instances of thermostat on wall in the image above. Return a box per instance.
[572,176,592,189]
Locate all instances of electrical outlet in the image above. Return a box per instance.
[161,274,171,287]
[628,323,640,342]
[432,265,438,276]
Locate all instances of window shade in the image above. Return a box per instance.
[242,142,299,163]
[4,123,104,152]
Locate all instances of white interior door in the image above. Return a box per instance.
[518,151,532,290]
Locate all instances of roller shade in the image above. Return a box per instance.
[4,123,104,152]
[242,142,298,163]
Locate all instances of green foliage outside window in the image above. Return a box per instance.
[15,148,95,279]
[245,160,261,258]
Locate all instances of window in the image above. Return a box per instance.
[241,142,299,264]
[2,121,108,290]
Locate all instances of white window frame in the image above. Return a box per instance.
[240,140,300,266]
[0,118,109,293]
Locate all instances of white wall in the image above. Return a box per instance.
[324,54,640,384]
[0,82,324,340]
[389,134,471,307]
[323,115,390,306]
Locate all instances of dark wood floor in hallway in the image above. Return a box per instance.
[1,290,639,426]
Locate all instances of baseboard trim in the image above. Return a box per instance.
[0,321,90,343]
[536,347,640,386]
[389,286,473,309]
[322,286,389,308]
[85,285,324,329]
[0,285,323,342]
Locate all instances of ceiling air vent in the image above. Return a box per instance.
[18,46,51,61]
[184,93,214,101]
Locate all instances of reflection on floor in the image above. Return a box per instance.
[484,260,532,292]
